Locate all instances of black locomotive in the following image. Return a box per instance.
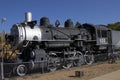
[4,12,120,76]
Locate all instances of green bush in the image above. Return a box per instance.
[108,22,120,30]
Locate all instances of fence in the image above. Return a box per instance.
[0,60,49,80]
[0,62,5,80]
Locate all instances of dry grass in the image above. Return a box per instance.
[8,60,120,80]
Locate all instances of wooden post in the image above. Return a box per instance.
[75,71,84,77]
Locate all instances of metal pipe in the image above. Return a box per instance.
[1,18,6,80]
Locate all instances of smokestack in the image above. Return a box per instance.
[25,12,32,22]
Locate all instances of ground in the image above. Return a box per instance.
[6,60,120,80]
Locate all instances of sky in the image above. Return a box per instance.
[0,0,120,32]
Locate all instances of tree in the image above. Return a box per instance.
[0,37,1,43]
[75,21,82,28]
[49,24,54,27]
[108,22,120,30]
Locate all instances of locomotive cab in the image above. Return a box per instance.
[96,25,110,45]
[83,23,111,53]
[83,23,111,45]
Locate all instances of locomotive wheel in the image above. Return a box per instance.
[48,62,57,72]
[62,60,73,69]
[84,52,94,65]
[48,57,59,72]
[74,52,85,66]
[15,64,27,76]
[28,60,35,70]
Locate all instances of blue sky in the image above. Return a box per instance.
[0,0,120,32]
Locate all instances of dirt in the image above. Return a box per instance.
[90,70,120,80]
[7,60,120,80]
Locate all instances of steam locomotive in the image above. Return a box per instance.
[4,12,120,76]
